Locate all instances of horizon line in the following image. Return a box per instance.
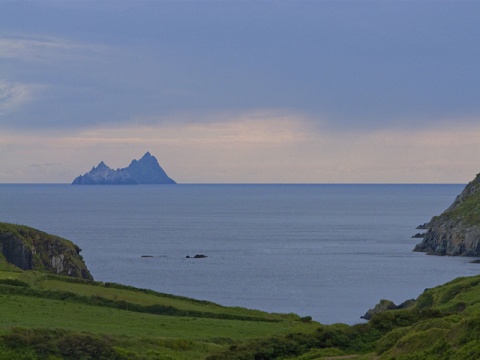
[0,182,466,186]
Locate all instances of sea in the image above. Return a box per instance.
[0,184,478,325]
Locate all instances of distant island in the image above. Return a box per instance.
[72,152,176,185]
[414,172,480,256]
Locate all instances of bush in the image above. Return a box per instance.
[452,340,480,360]
[1,327,127,360]
[0,279,30,287]
[376,327,410,354]
[449,314,480,345]
[0,343,37,360]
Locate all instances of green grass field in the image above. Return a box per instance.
[4,268,480,359]
[0,270,319,359]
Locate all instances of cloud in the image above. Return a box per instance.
[0,110,312,182]
[2,1,480,132]
[122,110,313,145]
[0,81,40,115]
[0,34,108,62]
[1,1,480,182]
[1,113,480,183]
[30,163,62,168]
[0,33,132,129]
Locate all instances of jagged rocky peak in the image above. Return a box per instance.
[414,173,480,256]
[73,161,135,185]
[72,152,176,185]
[126,151,175,184]
[94,161,109,170]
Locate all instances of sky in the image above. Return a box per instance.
[1,0,480,183]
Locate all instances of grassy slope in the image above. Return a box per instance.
[3,269,480,359]
[0,270,317,359]
[371,274,480,360]
[443,190,480,225]
[205,273,480,360]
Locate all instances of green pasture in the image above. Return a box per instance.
[0,294,309,339]
[0,269,319,359]
[38,278,290,321]
[4,268,480,359]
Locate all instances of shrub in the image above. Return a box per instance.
[376,327,410,354]
[452,340,480,360]
[0,279,30,287]
[300,316,312,323]
[1,327,127,360]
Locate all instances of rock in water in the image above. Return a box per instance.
[72,152,176,185]
[414,173,480,256]
[0,222,93,279]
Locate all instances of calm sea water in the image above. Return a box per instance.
[0,184,477,324]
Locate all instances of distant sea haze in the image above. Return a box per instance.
[0,184,477,324]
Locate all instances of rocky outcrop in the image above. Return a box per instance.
[0,222,93,279]
[361,299,397,320]
[414,173,480,256]
[361,298,416,320]
[72,152,176,185]
[412,233,425,238]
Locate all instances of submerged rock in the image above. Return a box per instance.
[186,254,208,259]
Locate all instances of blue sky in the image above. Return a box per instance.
[1,1,480,183]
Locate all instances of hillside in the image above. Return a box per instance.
[414,173,480,255]
[2,268,480,359]
[0,223,318,359]
[0,271,318,359]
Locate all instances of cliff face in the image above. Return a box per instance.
[414,173,480,256]
[0,222,93,279]
[72,152,176,185]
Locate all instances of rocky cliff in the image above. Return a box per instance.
[414,173,480,256]
[72,152,176,185]
[0,222,93,279]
